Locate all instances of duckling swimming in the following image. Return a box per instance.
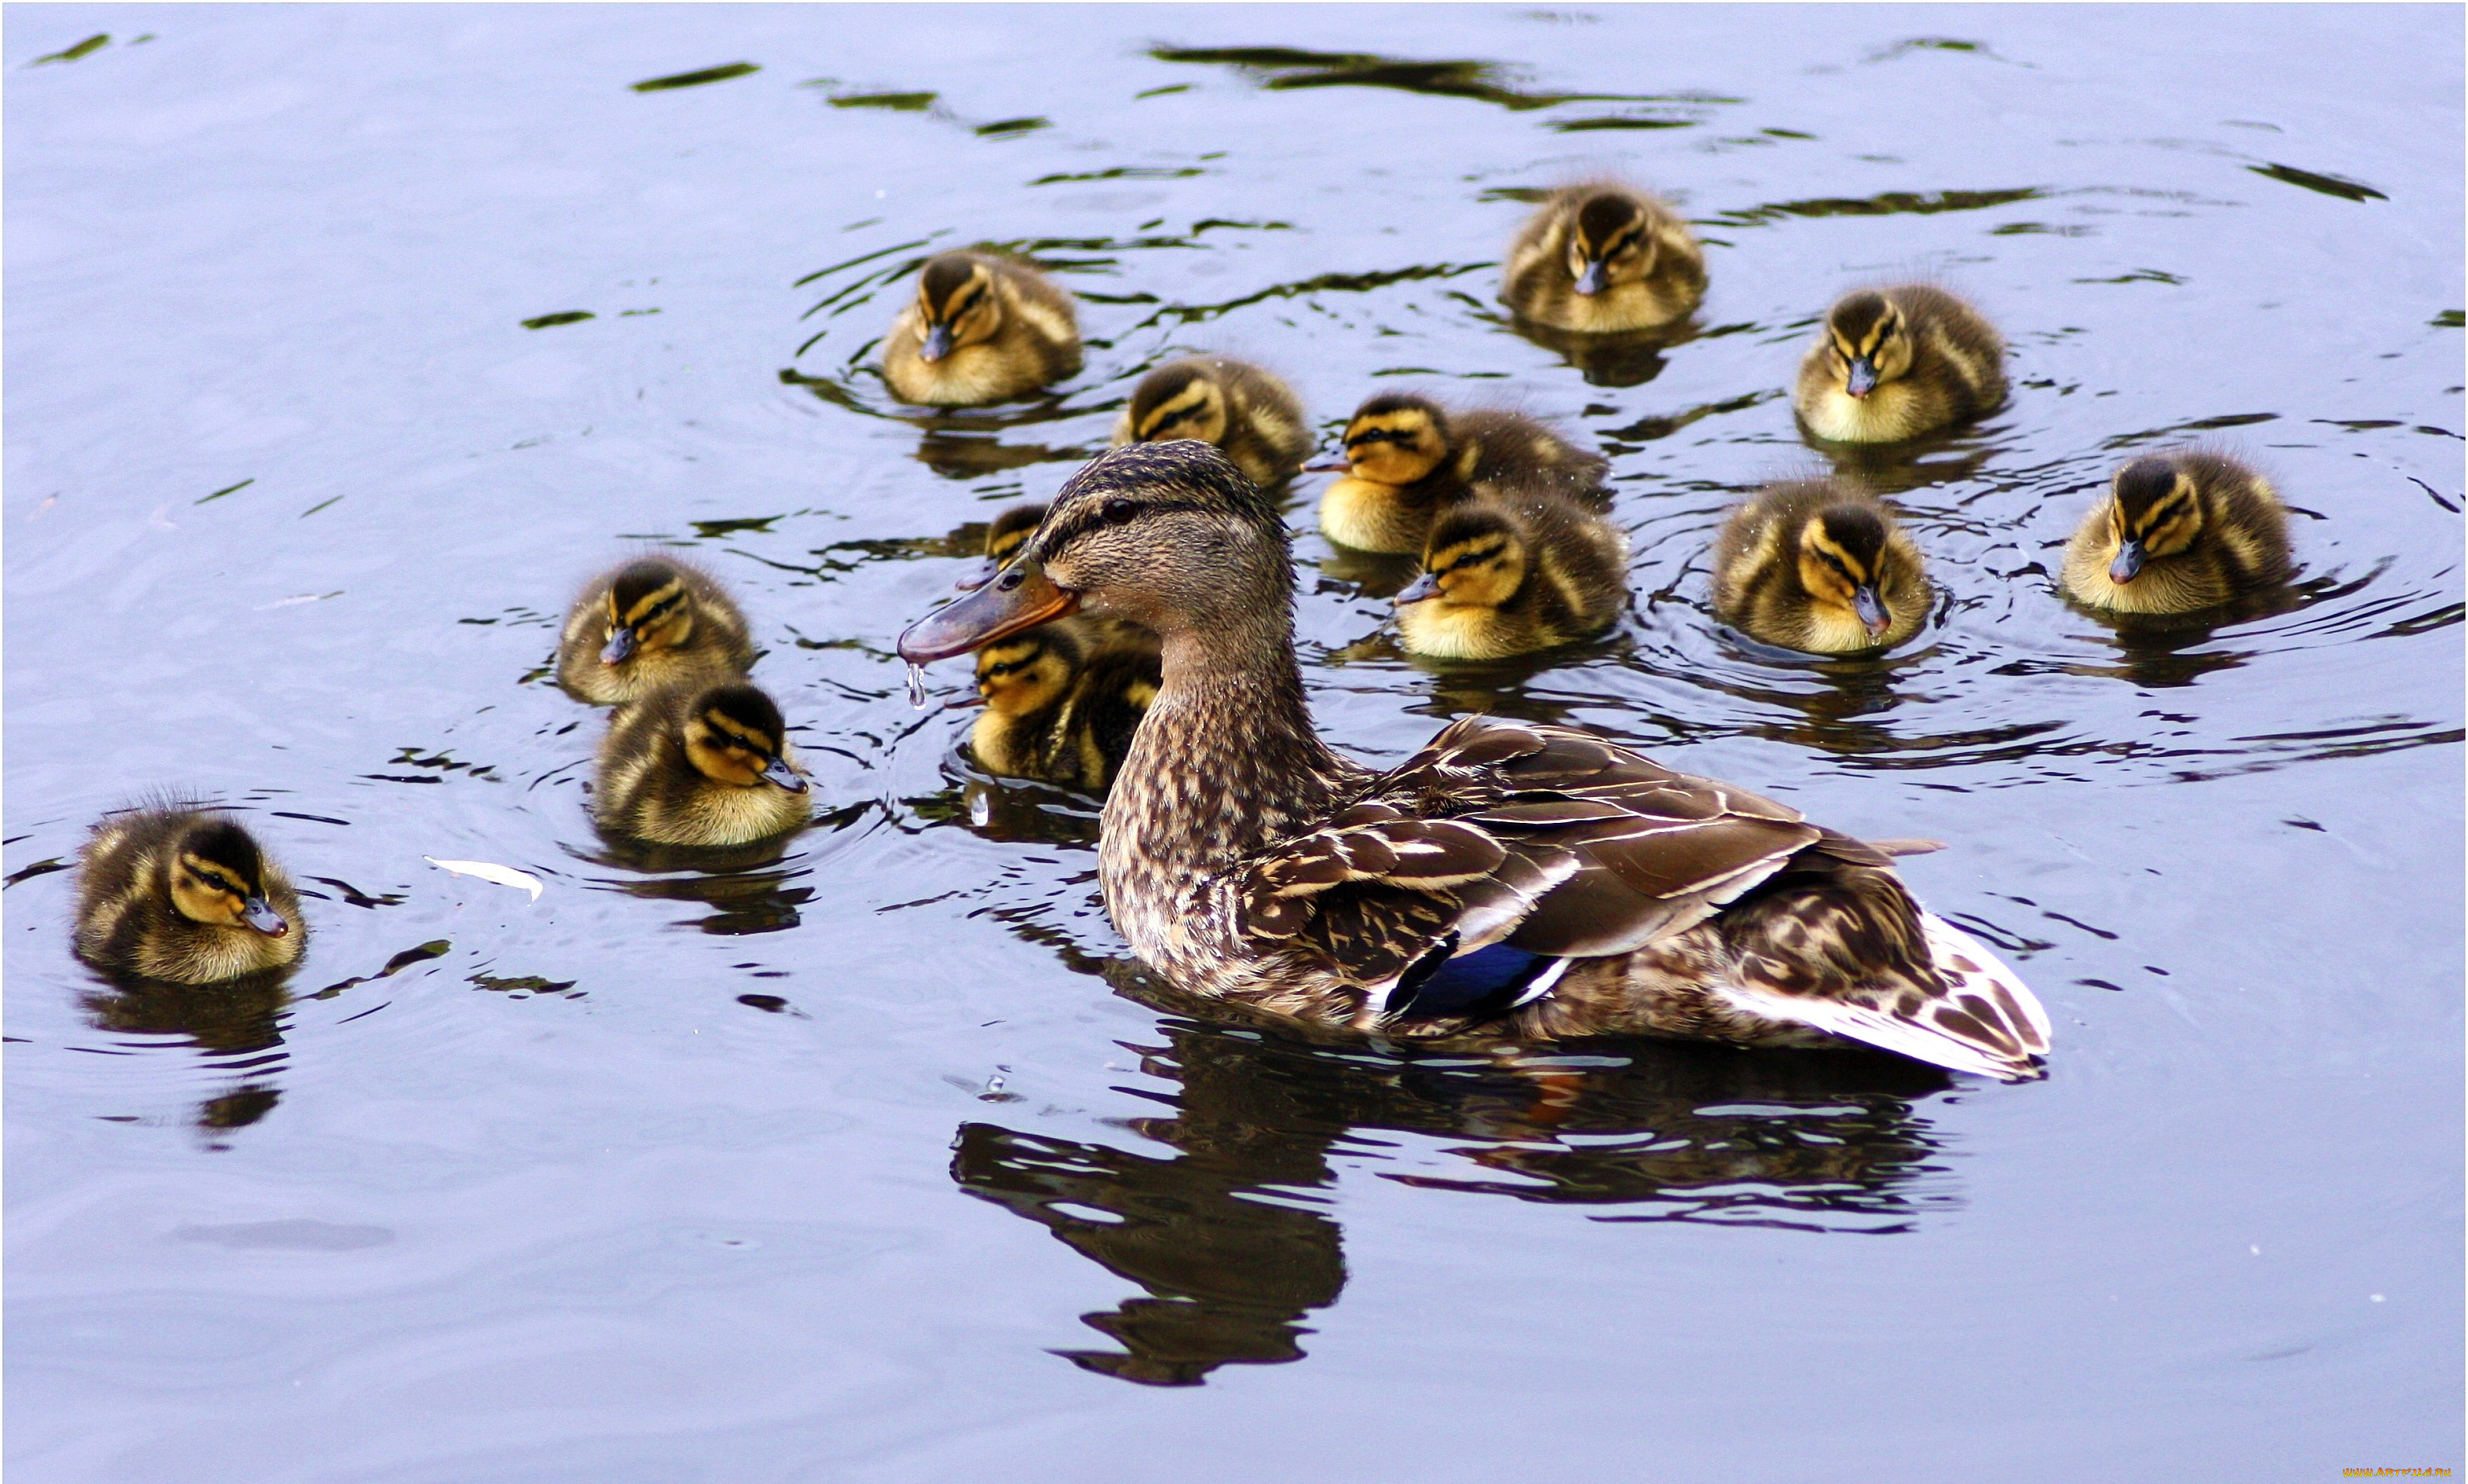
[1502,182,1706,333]
[1318,394,1610,554]
[594,681,811,848]
[1714,479,1932,653]
[1111,356,1312,489]
[73,806,303,985]
[971,623,1161,794]
[2062,451,2290,615]
[1397,497,1630,659]
[882,250,1081,407]
[558,557,756,706]
[1794,286,2006,444]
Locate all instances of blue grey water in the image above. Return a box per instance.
[5,5,2460,1479]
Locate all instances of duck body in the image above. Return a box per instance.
[1502,183,1706,333]
[73,806,303,985]
[1318,394,1610,555]
[558,557,755,705]
[1110,357,1311,489]
[900,444,2049,1081]
[2062,451,2290,615]
[1794,285,2005,444]
[883,250,1081,407]
[1713,479,1931,653]
[593,681,811,848]
[1396,495,1630,659]
[971,624,1161,794]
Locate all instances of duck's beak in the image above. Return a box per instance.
[920,323,955,363]
[1573,258,1609,297]
[1853,584,1889,638]
[898,561,1078,664]
[1396,572,1442,604]
[243,896,289,937]
[759,756,808,794]
[2109,537,2145,584]
[1303,459,1352,474]
[600,626,636,664]
[1845,356,1879,399]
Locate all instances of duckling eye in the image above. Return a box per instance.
[196,870,231,893]
[1101,499,1139,525]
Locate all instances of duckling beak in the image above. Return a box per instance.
[1302,459,1352,474]
[898,561,1079,664]
[1845,357,1879,399]
[1853,584,1889,638]
[955,555,1003,592]
[1396,572,1442,604]
[759,756,808,794]
[920,323,955,363]
[2109,538,2145,584]
[600,627,636,664]
[243,896,289,937]
[1573,258,1609,297]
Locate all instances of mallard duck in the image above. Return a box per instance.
[1794,286,2006,444]
[882,250,1081,407]
[558,557,756,705]
[1713,479,1932,653]
[1501,183,1706,333]
[1396,497,1630,659]
[1111,356,1312,489]
[971,622,1161,793]
[593,680,810,847]
[1317,394,1611,554]
[73,806,303,985]
[2061,451,2291,615]
[900,443,2050,1080]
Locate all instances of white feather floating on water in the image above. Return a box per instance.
[423,857,544,901]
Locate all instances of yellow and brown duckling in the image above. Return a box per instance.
[882,249,1081,407]
[1110,356,1312,489]
[558,557,756,706]
[971,622,1161,794]
[593,681,811,848]
[1317,394,1611,554]
[2061,451,2291,615]
[1397,497,1630,659]
[1501,182,1706,333]
[1794,285,2006,444]
[73,806,303,985]
[1714,479,1932,654]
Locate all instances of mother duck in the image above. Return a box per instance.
[900,443,2049,1080]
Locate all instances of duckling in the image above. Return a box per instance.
[1111,357,1312,489]
[73,806,303,985]
[594,681,811,848]
[1794,285,2006,444]
[882,249,1081,407]
[1501,182,1706,333]
[1317,394,1610,554]
[971,623,1161,794]
[1713,479,1932,653]
[2062,451,2291,615]
[557,557,756,706]
[1396,496,1630,659]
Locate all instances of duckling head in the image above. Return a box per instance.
[1397,504,1529,611]
[1794,502,1899,639]
[1567,190,1658,297]
[165,818,289,938]
[2105,457,2205,584]
[599,559,698,665]
[1124,362,1231,448]
[974,625,1082,717]
[912,253,1003,363]
[1821,291,1914,399]
[1337,394,1464,486]
[680,684,807,793]
[961,502,1050,591]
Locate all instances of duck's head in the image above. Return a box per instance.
[1566,190,1659,298]
[599,559,699,665]
[166,818,288,938]
[2105,457,2204,584]
[900,442,1285,660]
[974,625,1081,717]
[1123,362,1231,449]
[1334,394,1462,486]
[960,502,1050,591]
[1397,504,1529,610]
[1820,291,1914,399]
[680,683,807,793]
[911,252,1003,363]
[1794,501,1900,639]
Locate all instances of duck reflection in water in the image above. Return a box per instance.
[955,978,1953,1386]
[79,972,293,1143]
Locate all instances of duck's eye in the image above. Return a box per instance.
[1101,499,1139,525]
